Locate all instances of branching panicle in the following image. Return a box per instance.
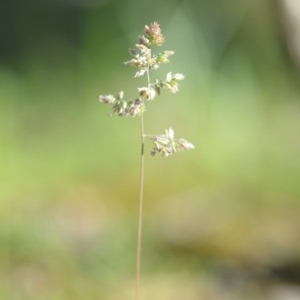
[98,21,194,155]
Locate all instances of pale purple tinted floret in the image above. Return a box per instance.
[138,87,156,101]
[99,91,145,117]
[98,94,116,104]
[143,22,165,47]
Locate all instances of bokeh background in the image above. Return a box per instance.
[1,0,300,299]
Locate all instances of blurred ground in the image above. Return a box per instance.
[1,0,300,299]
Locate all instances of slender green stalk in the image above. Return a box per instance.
[135,67,151,300]
[135,112,144,300]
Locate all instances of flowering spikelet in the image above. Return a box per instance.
[144,22,165,47]
[150,128,195,157]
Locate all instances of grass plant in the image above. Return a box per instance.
[98,22,194,300]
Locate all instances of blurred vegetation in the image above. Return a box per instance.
[1,0,300,299]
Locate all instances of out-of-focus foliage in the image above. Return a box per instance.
[1,0,300,299]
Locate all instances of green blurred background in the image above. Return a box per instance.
[1,0,300,299]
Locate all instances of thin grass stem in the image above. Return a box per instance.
[135,111,144,300]
[135,67,151,300]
